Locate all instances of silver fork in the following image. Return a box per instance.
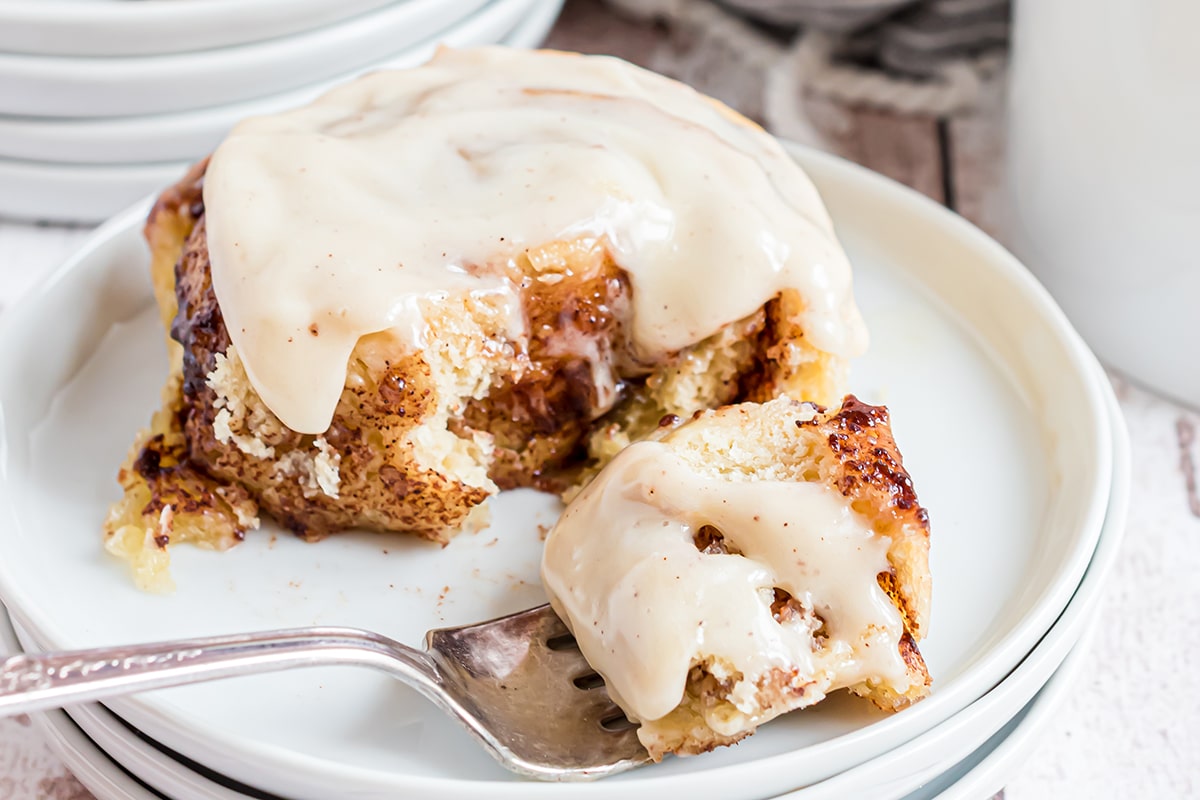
[0,604,650,781]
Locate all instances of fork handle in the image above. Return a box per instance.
[0,627,438,717]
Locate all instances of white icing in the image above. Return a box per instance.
[541,440,909,726]
[204,47,867,434]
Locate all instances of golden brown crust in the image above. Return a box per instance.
[172,215,490,540]
[144,157,207,340]
[802,397,929,529]
[800,395,933,639]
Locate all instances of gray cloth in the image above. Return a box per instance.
[719,0,1009,75]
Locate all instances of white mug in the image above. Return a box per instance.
[1007,0,1200,405]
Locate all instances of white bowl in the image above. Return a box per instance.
[1006,0,1200,408]
[0,0,492,117]
[0,0,397,57]
[0,143,1113,799]
[0,0,556,224]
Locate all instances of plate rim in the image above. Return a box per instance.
[0,0,517,118]
[0,0,400,58]
[0,0,561,166]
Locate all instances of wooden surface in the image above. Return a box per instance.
[546,0,994,228]
[1,1,1197,798]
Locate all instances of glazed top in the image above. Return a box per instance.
[540,433,911,726]
[203,47,867,434]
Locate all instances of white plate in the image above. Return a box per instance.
[0,0,396,57]
[3,376,1124,800]
[0,143,1112,800]
[0,0,495,117]
[0,0,560,165]
[33,367,1131,800]
[0,0,556,224]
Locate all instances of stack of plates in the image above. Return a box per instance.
[0,143,1129,799]
[0,0,564,223]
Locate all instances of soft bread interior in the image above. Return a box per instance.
[544,396,932,760]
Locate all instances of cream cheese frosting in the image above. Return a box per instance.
[540,437,911,728]
[203,47,867,434]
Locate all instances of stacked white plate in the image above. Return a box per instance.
[0,0,564,223]
[0,142,1129,799]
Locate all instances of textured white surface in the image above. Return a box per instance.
[0,713,89,800]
